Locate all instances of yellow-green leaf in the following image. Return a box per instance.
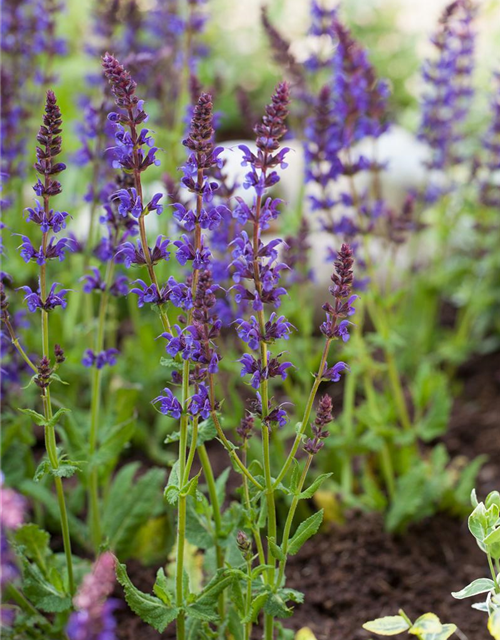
[295,628,317,640]
[362,615,410,635]
[489,609,500,639]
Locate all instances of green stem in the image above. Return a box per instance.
[276,456,312,588]
[197,444,225,618]
[176,494,187,640]
[274,339,332,488]
[244,555,253,640]
[241,444,267,569]
[88,260,116,550]
[39,228,74,595]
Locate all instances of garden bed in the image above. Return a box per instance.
[113,350,500,639]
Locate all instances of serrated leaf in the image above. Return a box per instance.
[452,578,495,599]
[289,459,301,494]
[20,557,71,612]
[181,471,201,498]
[298,473,332,500]
[160,357,184,371]
[165,462,180,505]
[362,615,410,635]
[34,460,50,482]
[242,591,268,623]
[187,571,233,622]
[46,408,71,429]
[18,408,47,426]
[264,591,293,619]
[116,562,178,632]
[153,568,173,605]
[51,460,83,479]
[287,510,323,556]
[268,537,285,562]
[13,524,50,572]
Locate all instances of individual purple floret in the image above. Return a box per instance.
[238,353,293,390]
[115,236,170,268]
[174,234,211,270]
[25,201,69,232]
[187,383,211,420]
[81,348,119,369]
[130,279,169,307]
[153,387,183,419]
[18,235,75,265]
[67,552,118,640]
[419,0,476,176]
[18,282,69,313]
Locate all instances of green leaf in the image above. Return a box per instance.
[93,418,135,466]
[362,615,411,635]
[18,408,47,426]
[288,459,301,494]
[451,578,495,599]
[287,510,323,556]
[268,537,286,562]
[160,357,184,371]
[46,407,71,429]
[165,462,180,505]
[215,468,230,506]
[13,524,50,572]
[243,591,268,623]
[20,557,71,612]
[187,570,233,622]
[116,562,178,632]
[153,568,173,606]
[409,613,456,640]
[263,589,297,619]
[181,471,201,498]
[298,473,332,500]
[484,528,500,546]
[51,459,83,479]
[102,465,166,557]
[34,460,50,482]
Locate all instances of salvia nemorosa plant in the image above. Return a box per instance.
[3,90,76,598]
[98,53,354,640]
[2,0,499,639]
